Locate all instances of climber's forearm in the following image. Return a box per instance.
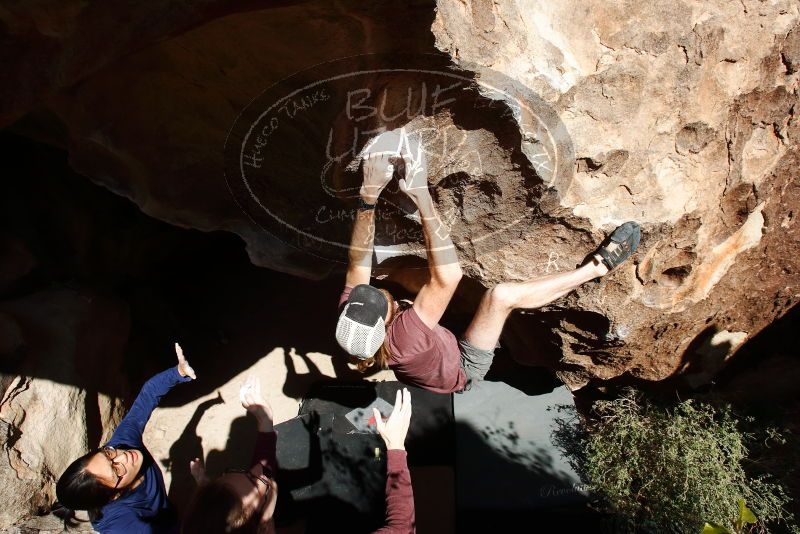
[416,195,462,285]
[345,204,377,287]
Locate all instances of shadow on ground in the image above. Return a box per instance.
[164,378,609,533]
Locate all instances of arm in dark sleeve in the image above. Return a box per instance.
[373,449,415,534]
[108,367,191,448]
[93,507,156,534]
[251,431,278,479]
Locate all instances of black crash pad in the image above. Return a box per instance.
[273,381,453,531]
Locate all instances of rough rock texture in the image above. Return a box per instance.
[0,3,799,527]
[0,0,296,127]
[0,0,799,528]
[0,289,128,529]
[432,0,800,387]
[1,2,797,377]
[0,134,214,530]
[2,0,798,388]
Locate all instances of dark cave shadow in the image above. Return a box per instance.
[0,132,387,408]
[0,75,574,410]
[84,388,104,450]
[573,303,800,407]
[710,303,800,402]
[674,325,733,388]
[673,305,800,399]
[149,248,402,408]
[117,257,392,411]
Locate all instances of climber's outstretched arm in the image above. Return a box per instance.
[345,152,395,287]
[401,153,462,329]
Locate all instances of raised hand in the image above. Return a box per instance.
[398,137,430,204]
[373,388,412,451]
[240,374,274,432]
[175,343,197,380]
[360,152,397,203]
[360,128,411,203]
[189,457,208,486]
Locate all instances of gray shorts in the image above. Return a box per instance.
[457,337,495,392]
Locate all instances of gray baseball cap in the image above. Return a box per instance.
[335,284,389,359]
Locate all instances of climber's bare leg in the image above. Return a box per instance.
[463,257,608,351]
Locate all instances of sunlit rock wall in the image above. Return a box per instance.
[432,0,800,387]
[0,2,799,526]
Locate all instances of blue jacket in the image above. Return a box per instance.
[92,367,191,534]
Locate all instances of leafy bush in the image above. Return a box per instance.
[577,390,796,533]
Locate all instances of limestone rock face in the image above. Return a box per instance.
[3,2,799,390]
[0,1,799,529]
[432,0,800,387]
[0,290,128,529]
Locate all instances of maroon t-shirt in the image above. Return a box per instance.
[339,286,467,394]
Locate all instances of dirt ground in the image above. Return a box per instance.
[144,349,395,508]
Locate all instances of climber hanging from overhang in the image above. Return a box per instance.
[335,129,641,394]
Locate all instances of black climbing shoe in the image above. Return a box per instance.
[596,221,641,271]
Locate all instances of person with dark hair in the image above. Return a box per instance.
[182,376,416,534]
[56,343,197,533]
[182,374,278,534]
[336,130,641,393]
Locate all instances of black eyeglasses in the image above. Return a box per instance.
[101,446,127,489]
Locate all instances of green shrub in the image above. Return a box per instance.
[579,390,796,533]
[701,498,757,533]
